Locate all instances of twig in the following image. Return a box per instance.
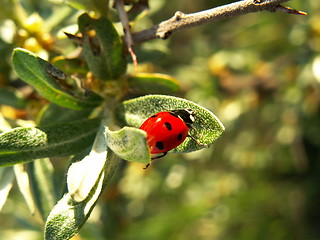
[275,5,307,15]
[114,0,138,67]
[131,0,306,44]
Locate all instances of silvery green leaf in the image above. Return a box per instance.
[14,164,36,215]
[27,158,56,220]
[105,126,150,164]
[67,126,108,202]
[0,118,101,166]
[45,153,119,240]
[0,167,14,211]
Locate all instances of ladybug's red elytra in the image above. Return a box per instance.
[140,108,205,167]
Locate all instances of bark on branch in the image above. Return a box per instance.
[131,0,305,45]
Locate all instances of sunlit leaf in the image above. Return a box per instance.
[13,164,36,214]
[67,126,108,202]
[105,126,150,164]
[0,114,12,133]
[27,158,56,220]
[12,48,103,110]
[127,73,180,94]
[0,167,14,211]
[45,152,119,240]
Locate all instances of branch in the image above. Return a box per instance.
[131,0,306,44]
[114,0,138,67]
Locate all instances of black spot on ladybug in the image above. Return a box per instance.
[155,141,164,150]
[151,114,158,118]
[177,133,183,141]
[164,122,172,130]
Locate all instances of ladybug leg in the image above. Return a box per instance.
[151,152,167,160]
[187,124,209,148]
[187,134,209,148]
[143,163,150,169]
[143,152,168,169]
[186,123,197,134]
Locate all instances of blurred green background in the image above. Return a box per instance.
[0,0,319,239]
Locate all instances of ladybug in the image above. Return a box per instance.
[140,108,204,165]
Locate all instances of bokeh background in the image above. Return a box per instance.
[0,0,319,239]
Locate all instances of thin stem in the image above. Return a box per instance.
[131,0,305,44]
[114,0,138,67]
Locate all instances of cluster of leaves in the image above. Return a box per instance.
[1,0,319,240]
[0,1,224,239]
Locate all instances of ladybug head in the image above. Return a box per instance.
[171,108,196,124]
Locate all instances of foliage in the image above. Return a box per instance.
[0,0,225,239]
[0,0,319,240]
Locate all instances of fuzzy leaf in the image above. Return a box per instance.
[44,185,103,240]
[37,103,93,126]
[67,126,108,202]
[116,94,225,153]
[127,73,180,94]
[45,152,119,240]
[0,118,101,166]
[12,48,103,110]
[78,13,127,81]
[14,164,36,214]
[105,126,150,164]
[27,158,56,220]
[0,167,14,211]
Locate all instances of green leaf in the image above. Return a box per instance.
[45,147,119,240]
[78,13,127,81]
[0,118,101,166]
[37,103,93,126]
[105,126,150,164]
[14,164,36,214]
[0,114,12,133]
[127,73,180,94]
[67,125,108,202]
[127,0,150,21]
[44,187,102,240]
[116,94,225,153]
[12,48,103,110]
[0,167,14,211]
[27,158,57,221]
[0,87,27,109]
[61,0,109,16]
[52,57,89,75]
